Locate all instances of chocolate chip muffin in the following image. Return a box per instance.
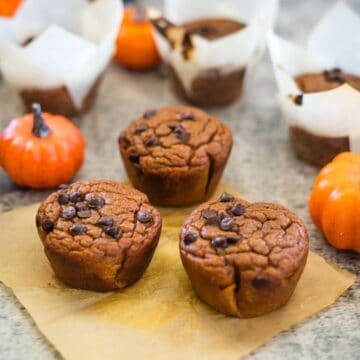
[290,68,360,167]
[36,180,162,292]
[119,105,233,206]
[169,18,246,106]
[180,192,309,318]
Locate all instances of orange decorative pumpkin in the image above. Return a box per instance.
[309,152,360,253]
[0,0,22,17]
[0,103,85,189]
[115,5,160,70]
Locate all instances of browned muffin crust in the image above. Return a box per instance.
[36,180,162,292]
[180,193,309,317]
[182,18,245,40]
[290,68,356,167]
[170,18,246,106]
[20,76,102,117]
[119,105,233,206]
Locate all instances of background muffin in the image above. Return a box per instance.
[289,68,359,167]
[119,105,232,206]
[180,192,309,317]
[36,180,162,292]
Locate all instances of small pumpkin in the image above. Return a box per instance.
[0,103,85,189]
[115,5,160,70]
[0,0,22,17]
[309,152,360,253]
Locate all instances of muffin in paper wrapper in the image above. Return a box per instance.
[268,2,360,154]
[0,0,122,116]
[151,0,279,106]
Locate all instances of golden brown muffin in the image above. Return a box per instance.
[290,68,359,167]
[180,192,309,318]
[118,105,233,206]
[36,180,162,292]
[169,18,246,106]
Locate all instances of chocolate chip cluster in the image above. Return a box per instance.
[36,184,153,241]
[323,68,345,84]
[124,108,198,175]
[184,192,246,250]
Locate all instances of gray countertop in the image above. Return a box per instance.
[0,0,359,359]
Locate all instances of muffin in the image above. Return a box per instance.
[180,192,309,318]
[36,180,162,292]
[168,18,246,106]
[289,68,360,167]
[20,76,102,118]
[118,105,233,206]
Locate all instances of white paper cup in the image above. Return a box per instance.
[268,2,360,166]
[152,0,278,106]
[0,0,122,116]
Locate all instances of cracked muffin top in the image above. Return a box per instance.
[119,105,232,176]
[295,68,360,93]
[180,192,309,289]
[37,180,162,261]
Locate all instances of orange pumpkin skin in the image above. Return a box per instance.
[0,0,22,17]
[115,6,160,70]
[309,152,360,253]
[0,105,85,189]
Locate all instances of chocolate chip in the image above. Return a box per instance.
[42,220,54,233]
[145,136,159,147]
[227,235,242,244]
[168,124,182,132]
[77,210,92,219]
[324,68,345,84]
[58,193,69,205]
[137,210,152,223]
[86,195,105,209]
[219,216,234,231]
[35,214,41,227]
[231,203,246,216]
[219,192,234,202]
[75,202,88,212]
[62,206,76,220]
[120,136,131,148]
[294,95,303,106]
[176,131,189,144]
[179,112,195,121]
[202,209,219,226]
[133,163,143,175]
[70,224,87,236]
[184,231,198,245]
[129,153,140,163]
[252,277,270,289]
[98,216,113,228]
[58,184,70,190]
[69,191,82,203]
[135,124,149,134]
[143,109,157,119]
[211,236,228,249]
[105,226,122,240]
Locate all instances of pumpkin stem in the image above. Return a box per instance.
[134,0,146,22]
[32,103,51,138]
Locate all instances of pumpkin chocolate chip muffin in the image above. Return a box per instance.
[118,105,233,206]
[36,180,162,292]
[290,68,360,167]
[180,192,309,318]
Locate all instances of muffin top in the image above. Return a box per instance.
[180,193,309,289]
[37,180,162,260]
[182,18,245,40]
[119,105,232,176]
[295,68,360,93]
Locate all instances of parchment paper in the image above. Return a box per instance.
[0,183,355,360]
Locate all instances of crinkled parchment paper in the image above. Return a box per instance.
[0,183,355,360]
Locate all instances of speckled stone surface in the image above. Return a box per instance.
[0,0,359,359]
